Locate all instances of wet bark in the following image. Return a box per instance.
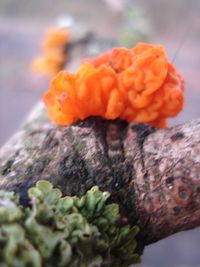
[1,103,200,251]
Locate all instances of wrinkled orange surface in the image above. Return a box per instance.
[31,28,70,76]
[43,43,184,127]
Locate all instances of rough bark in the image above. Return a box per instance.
[1,102,200,252]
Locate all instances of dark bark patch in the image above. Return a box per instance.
[25,157,50,177]
[131,124,155,144]
[1,150,19,176]
[165,177,174,189]
[8,157,52,201]
[29,129,44,136]
[1,159,15,175]
[173,206,181,215]
[196,186,200,193]
[42,130,59,150]
[12,179,36,206]
[170,132,184,142]
[186,201,197,213]
[58,152,92,196]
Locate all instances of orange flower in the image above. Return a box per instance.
[43,43,184,127]
[31,28,70,76]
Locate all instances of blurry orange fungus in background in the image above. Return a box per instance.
[31,28,70,76]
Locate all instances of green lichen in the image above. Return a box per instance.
[0,180,140,267]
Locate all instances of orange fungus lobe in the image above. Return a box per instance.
[43,43,185,127]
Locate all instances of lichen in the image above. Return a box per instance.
[0,180,140,267]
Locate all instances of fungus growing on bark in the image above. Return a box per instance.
[31,28,70,76]
[43,43,184,127]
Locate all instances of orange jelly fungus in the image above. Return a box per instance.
[31,28,70,76]
[43,43,184,127]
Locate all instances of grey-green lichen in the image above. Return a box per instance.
[0,180,140,267]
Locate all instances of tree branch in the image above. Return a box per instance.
[1,103,200,252]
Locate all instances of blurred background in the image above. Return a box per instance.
[0,0,200,266]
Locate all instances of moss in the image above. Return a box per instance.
[0,180,140,267]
